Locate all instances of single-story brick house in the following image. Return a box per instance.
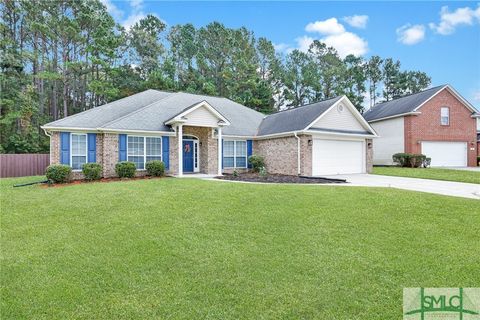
[42,90,377,179]
[363,85,479,167]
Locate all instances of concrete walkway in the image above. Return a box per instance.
[443,167,480,172]
[323,174,480,200]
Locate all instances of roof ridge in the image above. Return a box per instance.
[100,92,177,128]
[265,96,342,118]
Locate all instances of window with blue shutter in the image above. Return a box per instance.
[87,133,96,163]
[118,134,127,161]
[247,140,253,168]
[60,132,70,165]
[162,136,169,169]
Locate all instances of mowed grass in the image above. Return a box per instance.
[1,177,479,319]
[373,166,480,184]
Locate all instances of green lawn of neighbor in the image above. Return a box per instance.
[1,177,479,319]
[373,166,480,184]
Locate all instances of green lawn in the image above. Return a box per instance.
[373,166,480,184]
[1,177,479,319]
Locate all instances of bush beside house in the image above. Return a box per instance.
[115,161,136,178]
[45,164,72,183]
[392,153,430,168]
[82,163,102,181]
[145,160,165,177]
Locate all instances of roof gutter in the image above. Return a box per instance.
[294,132,301,176]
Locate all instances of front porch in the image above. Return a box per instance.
[168,125,223,176]
[165,100,230,177]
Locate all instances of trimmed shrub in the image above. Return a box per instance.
[392,153,427,168]
[115,161,136,178]
[45,164,72,183]
[145,160,165,177]
[248,155,265,172]
[477,156,480,166]
[82,163,102,181]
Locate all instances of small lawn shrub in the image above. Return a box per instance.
[82,163,102,181]
[248,155,265,172]
[115,161,136,178]
[146,160,165,177]
[233,169,239,177]
[393,153,427,168]
[423,157,431,168]
[258,166,268,178]
[45,164,72,183]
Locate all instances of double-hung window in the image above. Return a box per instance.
[127,136,162,169]
[71,133,87,170]
[441,107,449,125]
[223,140,247,168]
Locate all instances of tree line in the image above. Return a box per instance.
[1,0,431,153]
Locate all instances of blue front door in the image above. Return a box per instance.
[183,140,194,172]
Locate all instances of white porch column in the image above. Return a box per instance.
[217,126,222,176]
[178,124,183,177]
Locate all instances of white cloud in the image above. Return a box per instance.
[302,17,368,58]
[396,24,426,45]
[343,15,369,29]
[100,0,124,21]
[321,32,368,58]
[473,90,480,102]
[295,36,315,52]
[305,18,345,35]
[273,43,292,53]
[123,12,148,30]
[130,0,144,10]
[429,5,480,35]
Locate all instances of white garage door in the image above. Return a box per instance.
[312,139,365,175]
[421,141,467,167]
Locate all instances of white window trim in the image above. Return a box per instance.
[441,106,450,126]
[70,133,88,171]
[127,135,162,171]
[223,140,247,169]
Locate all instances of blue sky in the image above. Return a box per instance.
[104,1,480,108]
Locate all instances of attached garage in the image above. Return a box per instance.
[421,141,467,167]
[312,139,365,175]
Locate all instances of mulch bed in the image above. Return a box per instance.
[216,173,347,184]
[39,175,168,188]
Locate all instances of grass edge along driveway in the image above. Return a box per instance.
[372,166,480,184]
[1,177,479,319]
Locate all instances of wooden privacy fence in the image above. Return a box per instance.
[0,154,50,178]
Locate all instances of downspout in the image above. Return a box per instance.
[294,132,301,175]
[41,128,53,164]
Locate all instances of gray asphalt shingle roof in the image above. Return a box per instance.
[43,90,266,136]
[363,85,446,122]
[257,96,343,136]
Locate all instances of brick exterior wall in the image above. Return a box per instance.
[404,88,478,166]
[366,139,373,173]
[254,134,312,176]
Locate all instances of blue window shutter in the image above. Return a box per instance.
[162,136,169,169]
[119,134,127,161]
[247,140,253,168]
[87,133,96,163]
[60,132,70,165]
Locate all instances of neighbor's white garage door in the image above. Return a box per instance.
[421,141,467,167]
[312,139,365,175]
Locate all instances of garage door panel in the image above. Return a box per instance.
[312,139,364,175]
[421,142,467,167]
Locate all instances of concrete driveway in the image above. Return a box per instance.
[323,174,480,200]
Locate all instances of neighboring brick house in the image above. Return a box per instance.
[42,90,377,179]
[363,85,479,167]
